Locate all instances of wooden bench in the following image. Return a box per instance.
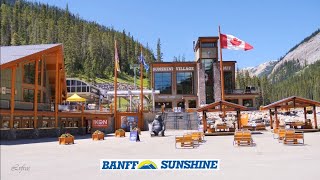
[277,129,287,142]
[242,125,255,131]
[272,128,285,140]
[284,131,304,145]
[191,132,204,143]
[216,124,228,132]
[233,131,254,146]
[255,123,266,130]
[175,135,194,148]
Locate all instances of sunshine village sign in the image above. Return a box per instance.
[153,67,194,72]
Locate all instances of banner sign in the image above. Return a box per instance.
[92,119,108,128]
[100,159,220,171]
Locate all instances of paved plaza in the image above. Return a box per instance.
[1,130,320,180]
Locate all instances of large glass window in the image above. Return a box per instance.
[23,89,34,102]
[177,72,193,94]
[188,100,196,108]
[67,79,91,93]
[154,72,172,94]
[23,62,35,84]
[243,99,253,107]
[202,59,214,104]
[155,102,172,109]
[226,99,239,104]
[38,60,42,85]
[224,71,233,92]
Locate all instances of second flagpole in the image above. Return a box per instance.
[140,46,144,130]
[218,25,225,102]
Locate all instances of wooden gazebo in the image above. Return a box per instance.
[262,96,320,129]
[197,100,248,132]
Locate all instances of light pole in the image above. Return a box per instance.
[130,64,140,90]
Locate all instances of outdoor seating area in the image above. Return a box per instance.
[262,96,319,130]
[197,100,249,135]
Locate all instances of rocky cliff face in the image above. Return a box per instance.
[270,31,320,75]
[241,30,320,79]
[241,60,278,77]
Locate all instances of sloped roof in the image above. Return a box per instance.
[197,100,248,112]
[0,44,61,65]
[262,96,320,109]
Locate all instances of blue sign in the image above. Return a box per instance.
[100,159,220,170]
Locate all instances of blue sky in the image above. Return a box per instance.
[29,0,319,68]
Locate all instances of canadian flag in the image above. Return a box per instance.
[220,33,253,51]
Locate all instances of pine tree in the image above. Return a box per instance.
[156,38,163,62]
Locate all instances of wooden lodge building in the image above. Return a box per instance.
[0,44,114,139]
[151,37,259,111]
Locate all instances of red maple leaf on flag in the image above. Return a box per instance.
[230,38,242,46]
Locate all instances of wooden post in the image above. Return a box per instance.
[10,66,16,129]
[203,111,207,133]
[40,57,44,102]
[313,105,318,129]
[81,104,84,127]
[269,109,273,129]
[304,107,307,122]
[114,40,118,130]
[237,110,241,129]
[55,53,59,128]
[140,46,144,130]
[218,26,225,101]
[34,59,39,128]
[275,107,279,129]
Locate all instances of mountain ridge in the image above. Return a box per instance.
[241,29,320,79]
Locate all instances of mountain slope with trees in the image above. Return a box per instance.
[1,0,156,82]
[237,29,320,106]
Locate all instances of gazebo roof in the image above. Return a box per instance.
[66,93,86,102]
[262,96,320,110]
[197,100,248,112]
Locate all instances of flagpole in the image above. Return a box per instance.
[114,40,118,130]
[140,46,144,130]
[219,26,227,118]
[218,25,225,101]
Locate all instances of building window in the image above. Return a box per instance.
[37,90,41,103]
[188,100,196,108]
[0,115,10,129]
[38,60,42,85]
[224,71,233,92]
[21,117,33,128]
[23,61,35,84]
[23,89,34,102]
[201,42,216,48]
[243,99,253,107]
[226,99,239,104]
[202,59,214,104]
[155,102,172,109]
[154,72,172,94]
[177,72,193,94]
[177,101,185,108]
[43,92,47,103]
[43,61,47,87]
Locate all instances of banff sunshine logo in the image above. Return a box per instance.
[100,159,219,171]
